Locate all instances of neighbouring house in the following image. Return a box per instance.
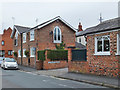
[11,16,76,69]
[0,27,13,58]
[68,17,120,77]
[76,23,86,46]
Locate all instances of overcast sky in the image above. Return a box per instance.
[0,0,119,34]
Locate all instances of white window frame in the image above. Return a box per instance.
[23,33,26,43]
[116,34,120,55]
[53,26,62,43]
[23,49,26,57]
[94,35,110,55]
[30,30,34,41]
[18,50,21,57]
[30,47,36,57]
[15,31,18,46]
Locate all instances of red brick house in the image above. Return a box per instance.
[69,17,120,77]
[11,16,76,68]
[0,27,13,58]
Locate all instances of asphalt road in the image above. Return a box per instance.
[1,68,108,89]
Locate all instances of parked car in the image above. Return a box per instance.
[1,58,18,70]
[0,57,4,67]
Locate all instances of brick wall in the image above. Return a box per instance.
[0,27,13,58]
[69,31,120,77]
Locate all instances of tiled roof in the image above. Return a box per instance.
[76,17,120,36]
[75,42,86,49]
[14,25,31,33]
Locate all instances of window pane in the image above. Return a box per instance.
[2,41,4,45]
[54,28,56,40]
[104,39,110,51]
[58,28,60,40]
[97,40,102,52]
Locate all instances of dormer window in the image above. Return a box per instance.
[53,26,61,43]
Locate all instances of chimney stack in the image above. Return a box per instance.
[78,22,83,32]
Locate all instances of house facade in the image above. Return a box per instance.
[0,27,13,58]
[69,17,120,77]
[11,16,76,68]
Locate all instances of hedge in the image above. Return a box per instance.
[47,50,68,61]
[37,50,45,61]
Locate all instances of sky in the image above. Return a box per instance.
[0,0,119,34]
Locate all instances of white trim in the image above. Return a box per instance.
[23,49,26,57]
[116,34,120,55]
[23,33,26,43]
[86,29,119,36]
[11,26,20,38]
[94,52,110,55]
[30,47,36,57]
[94,35,110,55]
[18,50,21,57]
[53,26,62,43]
[37,16,77,32]
[30,30,34,41]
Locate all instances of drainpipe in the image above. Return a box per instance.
[20,33,23,65]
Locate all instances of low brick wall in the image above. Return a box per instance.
[43,60,68,70]
[68,61,88,74]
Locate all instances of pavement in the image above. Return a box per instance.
[18,65,120,89]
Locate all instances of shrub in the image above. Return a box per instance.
[55,42,65,50]
[25,50,30,57]
[37,50,45,61]
[14,52,18,57]
[47,50,68,61]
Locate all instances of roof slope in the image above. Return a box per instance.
[75,42,86,49]
[31,16,77,32]
[11,16,76,38]
[76,17,120,36]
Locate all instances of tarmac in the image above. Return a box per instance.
[18,65,120,89]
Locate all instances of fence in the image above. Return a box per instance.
[72,49,87,61]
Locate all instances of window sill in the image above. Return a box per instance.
[30,39,34,42]
[30,55,35,57]
[94,52,110,56]
[115,53,120,56]
[54,41,61,43]
[23,41,26,43]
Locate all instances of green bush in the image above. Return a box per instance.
[37,50,45,61]
[47,50,68,61]
[55,41,65,50]
[14,52,18,57]
[25,50,30,57]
